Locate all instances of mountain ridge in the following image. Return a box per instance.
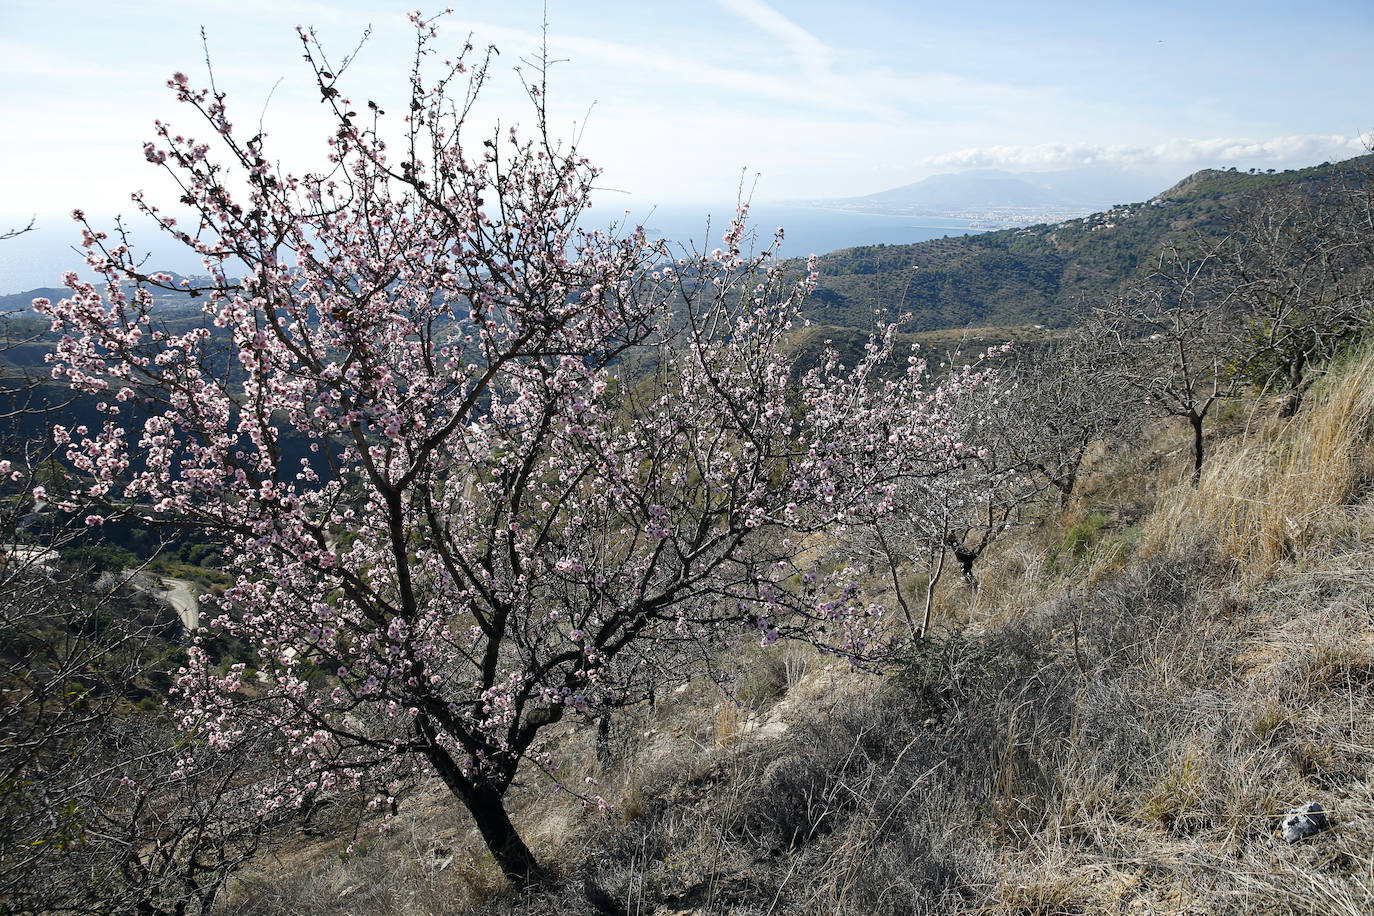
[804,154,1373,333]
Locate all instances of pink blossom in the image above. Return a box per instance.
[36,13,1005,880]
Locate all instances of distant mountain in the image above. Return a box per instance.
[856,171,1057,211]
[0,273,214,316]
[0,287,67,313]
[808,167,1166,222]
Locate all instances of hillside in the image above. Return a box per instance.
[5,149,1373,915]
[214,152,1374,911]
[806,156,1373,332]
[4,159,1366,375]
[224,345,1374,916]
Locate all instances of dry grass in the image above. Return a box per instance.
[1142,347,1374,575]
[228,810,509,915]
[220,353,1374,916]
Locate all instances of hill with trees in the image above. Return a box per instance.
[806,158,1372,333]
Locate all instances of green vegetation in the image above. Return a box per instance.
[807,157,1373,334]
[1047,508,1109,573]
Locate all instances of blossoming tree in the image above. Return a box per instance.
[37,16,994,880]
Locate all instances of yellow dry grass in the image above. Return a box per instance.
[1141,348,1374,576]
[224,346,1374,916]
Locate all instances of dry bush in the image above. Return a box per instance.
[574,540,1352,913]
[480,618,1085,915]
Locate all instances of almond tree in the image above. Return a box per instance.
[36,16,994,881]
[1224,168,1374,415]
[987,325,1140,504]
[842,456,1017,639]
[1096,244,1248,481]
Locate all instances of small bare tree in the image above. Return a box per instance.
[841,458,978,640]
[1223,165,1374,415]
[1096,244,1249,481]
[840,344,1031,638]
[984,324,1141,504]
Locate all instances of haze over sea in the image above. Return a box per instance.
[625,203,981,259]
[0,205,981,297]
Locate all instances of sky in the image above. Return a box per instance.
[2,0,1371,288]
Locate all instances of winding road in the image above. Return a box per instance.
[158,577,199,631]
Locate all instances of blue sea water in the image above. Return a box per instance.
[605,202,982,260]
[0,204,981,297]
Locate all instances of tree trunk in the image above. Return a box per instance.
[1190,412,1204,482]
[596,713,613,766]
[422,740,541,883]
[1279,387,1303,418]
[921,545,948,639]
[463,783,541,883]
[1056,470,1077,507]
[874,524,917,639]
[949,539,978,588]
[1280,354,1312,418]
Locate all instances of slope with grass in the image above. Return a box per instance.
[13,155,1372,915]
[220,346,1374,914]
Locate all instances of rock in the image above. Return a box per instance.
[1279,801,1329,843]
[753,720,788,740]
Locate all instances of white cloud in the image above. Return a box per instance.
[916,134,1370,173]
[714,0,836,79]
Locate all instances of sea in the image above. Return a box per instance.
[0,204,982,297]
[616,202,982,260]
